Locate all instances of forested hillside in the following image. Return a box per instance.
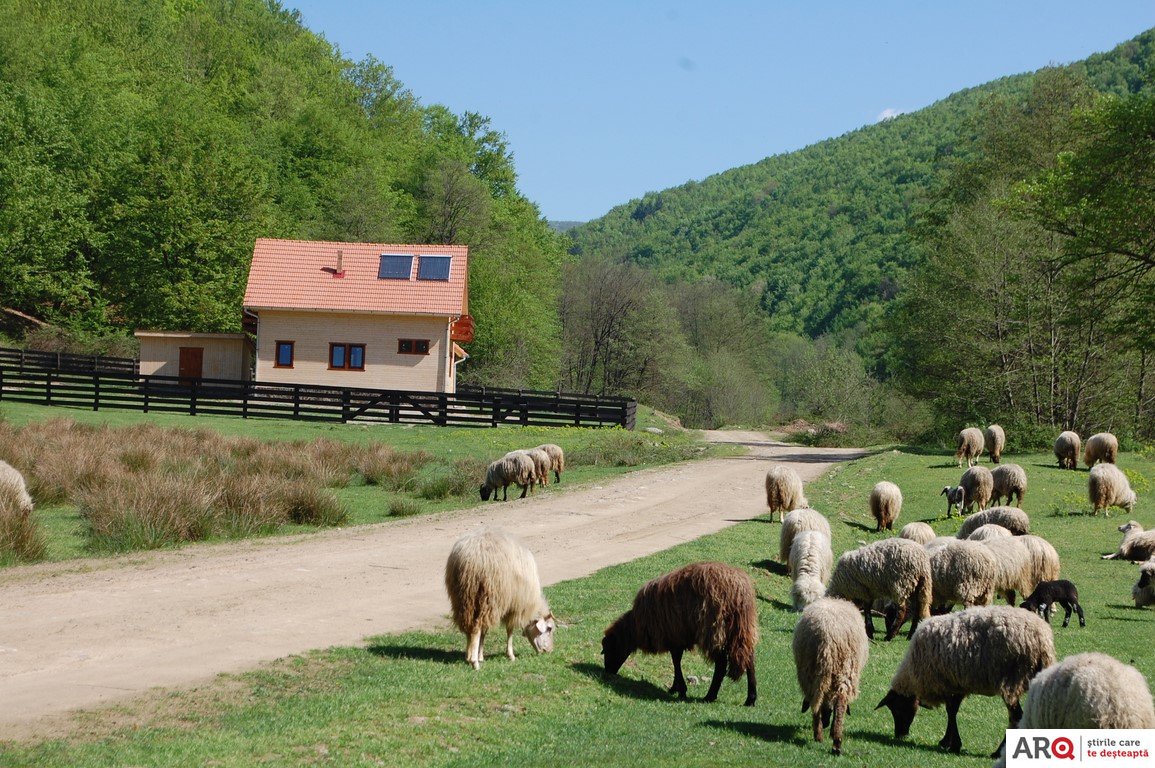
[0,0,564,387]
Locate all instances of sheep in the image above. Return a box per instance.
[955,427,985,468]
[1020,579,1084,628]
[899,521,936,546]
[876,605,1056,757]
[869,481,902,531]
[827,537,932,641]
[0,459,33,514]
[956,506,1030,538]
[601,561,759,706]
[1131,558,1155,607]
[789,530,833,611]
[479,451,536,501]
[525,447,552,487]
[941,465,994,517]
[1054,430,1081,470]
[990,463,1027,508]
[1088,463,1136,517]
[1102,520,1155,561]
[534,443,565,484]
[444,528,555,669]
[765,465,808,523]
[984,424,1005,464]
[980,536,1037,606]
[928,539,998,613]
[792,597,870,755]
[1018,534,1061,587]
[779,508,831,563]
[1084,431,1119,468]
[967,523,1013,541]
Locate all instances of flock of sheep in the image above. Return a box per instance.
[443,426,1155,762]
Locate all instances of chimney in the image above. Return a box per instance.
[334,249,345,278]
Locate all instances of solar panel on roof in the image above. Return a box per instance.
[417,255,451,281]
[378,254,413,280]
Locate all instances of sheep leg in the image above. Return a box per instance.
[553,469,560,483]
[743,664,757,707]
[861,604,876,639]
[831,698,847,755]
[811,711,823,743]
[1074,601,1086,627]
[668,648,688,699]
[518,482,528,499]
[506,629,518,661]
[467,631,481,670]
[703,656,727,703]
[939,694,964,754]
[501,483,508,502]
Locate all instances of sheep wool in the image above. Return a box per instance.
[1088,463,1136,517]
[1084,432,1119,468]
[956,507,1030,539]
[779,508,831,563]
[928,539,997,611]
[980,536,1037,606]
[828,537,932,640]
[1014,653,1155,728]
[0,460,33,514]
[444,528,555,669]
[956,427,985,468]
[765,465,808,523]
[967,524,1013,541]
[1103,521,1155,562]
[869,481,902,532]
[899,521,936,546]
[525,447,552,487]
[534,443,565,484]
[1018,535,1061,586]
[990,464,1027,508]
[789,530,833,611]
[479,451,536,501]
[1054,431,1081,470]
[792,597,870,755]
[985,424,1006,464]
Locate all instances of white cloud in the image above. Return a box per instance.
[876,108,904,122]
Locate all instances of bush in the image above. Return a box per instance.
[0,485,47,564]
[416,458,489,500]
[387,499,424,517]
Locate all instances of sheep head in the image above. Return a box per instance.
[1120,520,1144,535]
[601,611,638,676]
[876,689,919,738]
[524,612,556,653]
[479,484,493,501]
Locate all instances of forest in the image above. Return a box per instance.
[2,0,1154,441]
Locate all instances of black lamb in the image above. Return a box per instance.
[1020,579,1085,628]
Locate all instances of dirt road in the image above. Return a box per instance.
[0,431,864,737]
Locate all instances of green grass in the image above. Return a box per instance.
[3,448,1153,767]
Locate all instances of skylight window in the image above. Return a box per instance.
[378,254,413,280]
[417,255,452,281]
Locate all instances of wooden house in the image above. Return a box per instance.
[135,331,252,382]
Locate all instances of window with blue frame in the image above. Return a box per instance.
[417,255,451,281]
[329,343,366,371]
[378,254,413,279]
[274,340,294,368]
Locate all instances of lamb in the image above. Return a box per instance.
[0,459,33,515]
[966,523,1013,541]
[601,561,759,706]
[479,451,536,501]
[779,508,831,563]
[765,465,808,523]
[827,537,932,640]
[869,481,902,531]
[990,463,1027,508]
[444,528,556,669]
[980,536,1037,606]
[1020,579,1084,628]
[955,427,985,468]
[1131,558,1155,607]
[1084,431,1119,468]
[941,465,994,517]
[525,447,552,487]
[956,506,1030,538]
[1088,463,1136,517]
[792,597,870,755]
[876,605,1056,756]
[1102,520,1155,561]
[899,521,936,546]
[534,443,565,484]
[1054,430,1081,470]
[984,424,1006,464]
[789,530,833,611]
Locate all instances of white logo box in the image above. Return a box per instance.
[1005,729,1155,766]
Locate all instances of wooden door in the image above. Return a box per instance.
[178,347,204,383]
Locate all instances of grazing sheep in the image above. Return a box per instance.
[1131,559,1155,607]
[1102,520,1155,561]
[534,443,565,484]
[765,465,808,523]
[792,598,870,755]
[1088,463,1136,517]
[479,451,536,501]
[869,481,902,531]
[828,537,932,640]
[1018,535,1061,586]
[525,447,552,487]
[984,424,1006,464]
[990,463,1027,508]
[1054,430,1081,470]
[876,605,1056,756]
[1084,431,1119,468]
[967,524,1013,541]
[1020,580,1084,628]
[779,508,831,563]
[942,466,994,517]
[956,506,1030,538]
[928,539,998,612]
[1006,653,1155,735]
[980,536,1037,606]
[444,529,555,669]
[789,530,833,611]
[602,562,759,706]
[0,459,33,514]
[899,521,936,546]
[955,427,985,468]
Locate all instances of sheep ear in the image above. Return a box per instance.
[940,487,948,496]
[875,691,896,710]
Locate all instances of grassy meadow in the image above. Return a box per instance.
[3,443,1153,767]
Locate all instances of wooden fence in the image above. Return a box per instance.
[0,348,636,430]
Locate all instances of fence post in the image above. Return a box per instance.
[520,390,528,426]
[45,371,52,405]
[389,391,399,423]
[341,389,351,423]
[93,374,100,412]
[242,382,250,419]
[143,376,150,413]
[56,351,62,369]
[293,385,300,419]
[190,379,199,416]
[0,366,4,401]
[19,348,25,373]
[439,393,448,426]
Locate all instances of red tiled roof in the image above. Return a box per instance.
[243,238,468,316]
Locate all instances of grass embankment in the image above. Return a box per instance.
[3,447,1153,767]
[0,402,716,565]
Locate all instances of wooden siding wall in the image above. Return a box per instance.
[138,337,250,380]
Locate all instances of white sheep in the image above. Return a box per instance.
[1102,520,1155,562]
[876,605,1056,757]
[779,508,831,563]
[942,465,993,516]
[792,597,870,755]
[1132,558,1155,607]
[534,443,565,484]
[981,536,1037,606]
[1084,431,1119,468]
[789,530,833,611]
[479,451,536,501]
[955,427,985,468]
[1018,534,1061,587]
[0,459,33,514]
[984,424,1005,464]
[1054,430,1081,470]
[444,528,556,669]
[828,537,932,640]
[956,506,1030,538]
[966,524,1013,541]
[1088,463,1136,517]
[869,481,902,532]
[899,521,936,546]
[525,447,552,487]
[765,465,808,523]
[990,463,1027,508]
[928,539,998,612]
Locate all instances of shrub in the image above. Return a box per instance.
[0,485,47,564]
[79,472,220,552]
[387,499,424,517]
[416,458,490,500]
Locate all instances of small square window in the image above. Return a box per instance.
[398,339,430,355]
[275,341,294,368]
[378,254,413,280]
[417,255,451,281]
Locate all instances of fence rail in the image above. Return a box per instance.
[0,346,137,375]
[0,349,636,430]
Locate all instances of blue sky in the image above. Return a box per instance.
[287,2,1155,222]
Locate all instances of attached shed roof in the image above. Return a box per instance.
[243,238,468,317]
